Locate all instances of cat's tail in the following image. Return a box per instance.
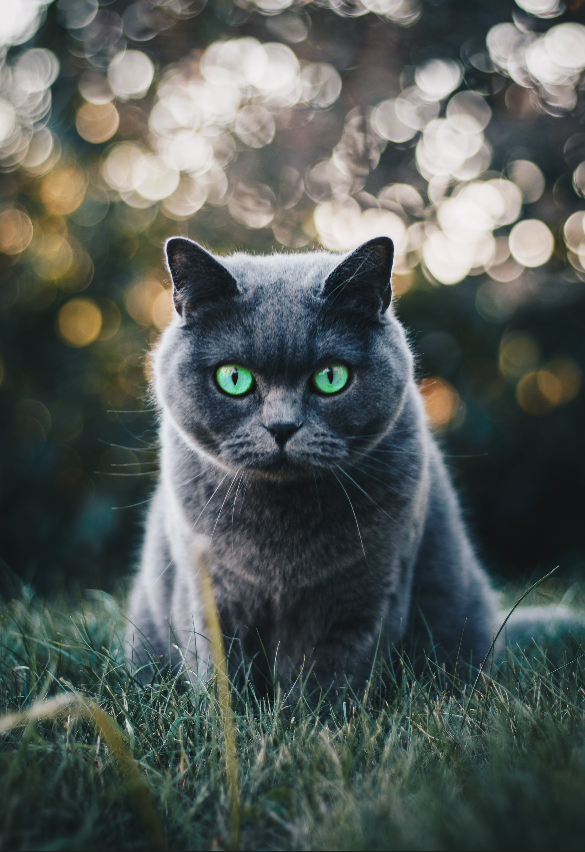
[494,604,585,658]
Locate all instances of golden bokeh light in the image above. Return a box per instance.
[516,357,582,416]
[96,299,121,341]
[32,233,73,281]
[0,207,33,254]
[57,298,102,347]
[499,332,540,379]
[125,276,168,327]
[76,101,119,144]
[391,267,415,296]
[545,356,582,404]
[536,369,563,406]
[516,371,554,416]
[40,166,87,215]
[59,239,94,291]
[419,377,461,430]
[152,288,173,331]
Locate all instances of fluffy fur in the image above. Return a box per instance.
[126,236,506,694]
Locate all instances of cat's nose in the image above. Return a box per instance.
[265,422,302,449]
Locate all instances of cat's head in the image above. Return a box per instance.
[153,236,413,480]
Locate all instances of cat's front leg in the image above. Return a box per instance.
[299,625,382,703]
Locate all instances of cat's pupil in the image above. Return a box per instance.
[231,368,238,386]
[327,367,334,384]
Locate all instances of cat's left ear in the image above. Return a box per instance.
[165,237,239,317]
[321,236,394,316]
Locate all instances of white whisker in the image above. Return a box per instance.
[332,469,368,564]
[334,463,394,521]
[211,472,239,541]
[231,469,246,550]
[192,472,230,529]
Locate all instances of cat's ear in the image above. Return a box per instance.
[165,237,239,317]
[322,237,394,316]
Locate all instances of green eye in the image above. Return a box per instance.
[216,364,254,396]
[312,363,349,395]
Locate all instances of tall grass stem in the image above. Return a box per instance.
[194,537,241,851]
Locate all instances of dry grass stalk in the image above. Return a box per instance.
[0,692,167,851]
[194,537,241,851]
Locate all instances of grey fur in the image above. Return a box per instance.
[126,236,512,694]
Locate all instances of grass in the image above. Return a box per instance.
[1,582,585,851]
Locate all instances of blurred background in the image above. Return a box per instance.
[0,0,584,597]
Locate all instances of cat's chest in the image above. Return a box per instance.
[171,447,426,596]
[213,570,375,663]
[187,474,395,588]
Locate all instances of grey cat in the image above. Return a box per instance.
[125,236,565,695]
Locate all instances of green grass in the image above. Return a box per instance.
[1,585,585,851]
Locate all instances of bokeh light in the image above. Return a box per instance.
[76,101,119,143]
[515,0,563,16]
[57,298,102,347]
[415,59,462,101]
[574,162,585,199]
[0,207,33,254]
[0,3,53,48]
[499,332,541,379]
[40,166,86,215]
[508,160,545,204]
[107,50,155,100]
[419,378,462,430]
[509,219,554,268]
[124,275,170,328]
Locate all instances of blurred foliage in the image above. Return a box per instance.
[0,0,584,594]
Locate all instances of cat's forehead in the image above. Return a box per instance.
[220,250,339,295]
[180,247,391,373]
[189,252,372,373]
[201,301,368,377]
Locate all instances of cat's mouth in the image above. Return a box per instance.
[243,448,316,481]
[221,434,341,480]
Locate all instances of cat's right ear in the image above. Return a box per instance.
[321,236,394,317]
[165,237,239,317]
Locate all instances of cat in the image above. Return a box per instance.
[124,235,570,696]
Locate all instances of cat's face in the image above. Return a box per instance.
[154,237,413,481]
